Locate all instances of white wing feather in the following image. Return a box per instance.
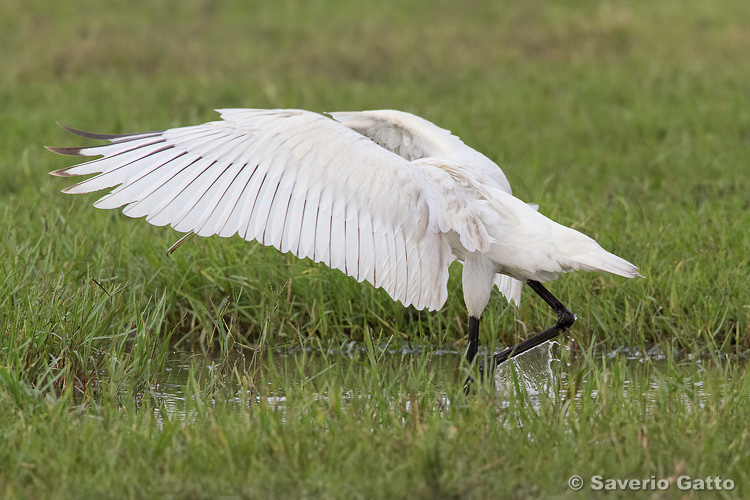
[49,109,476,310]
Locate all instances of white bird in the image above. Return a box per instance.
[47,108,640,374]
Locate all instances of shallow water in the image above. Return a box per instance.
[148,345,464,422]
[146,342,719,423]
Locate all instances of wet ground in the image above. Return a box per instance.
[145,341,722,422]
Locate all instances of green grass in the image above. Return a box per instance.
[1,0,749,497]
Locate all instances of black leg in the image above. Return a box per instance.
[480,280,576,377]
[466,316,480,364]
[463,315,481,393]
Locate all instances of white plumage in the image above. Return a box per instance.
[48,108,639,368]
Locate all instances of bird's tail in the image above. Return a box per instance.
[566,242,641,279]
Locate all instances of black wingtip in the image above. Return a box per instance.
[45,145,86,156]
[49,166,76,177]
[58,123,130,141]
[53,122,166,147]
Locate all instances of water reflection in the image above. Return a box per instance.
[147,342,716,423]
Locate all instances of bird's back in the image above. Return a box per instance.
[479,185,640,282]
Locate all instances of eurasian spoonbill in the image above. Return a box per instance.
[47,109,640,373]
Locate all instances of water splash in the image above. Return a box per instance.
[494,341,556,407]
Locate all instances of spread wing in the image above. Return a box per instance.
[48,109,459,310]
